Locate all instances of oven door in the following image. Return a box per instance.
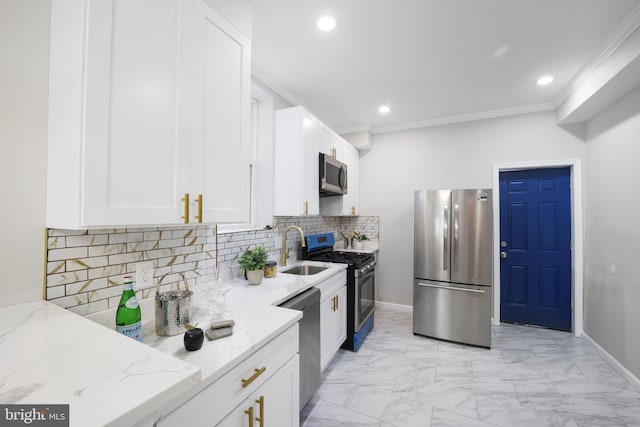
[354,267,375,332]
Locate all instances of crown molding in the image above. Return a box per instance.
[553,5,640,108]
[251,63,306,109]
[369,103,555,135]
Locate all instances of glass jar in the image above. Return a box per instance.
[264,261,277,278]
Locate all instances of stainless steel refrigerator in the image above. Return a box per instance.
[413,189,493,348]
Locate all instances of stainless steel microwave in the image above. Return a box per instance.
[319,152,348,196]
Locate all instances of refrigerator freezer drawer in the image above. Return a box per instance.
[413,279,492,348]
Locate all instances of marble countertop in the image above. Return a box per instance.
[0,260,346,426]
[0,300,200,427]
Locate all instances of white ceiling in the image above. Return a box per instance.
[251,0,640,134]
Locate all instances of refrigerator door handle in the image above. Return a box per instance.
[453,203,459,272]
[417,282,485,294]
[443,204,449,271]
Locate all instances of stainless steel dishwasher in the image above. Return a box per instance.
[279,286,321,410]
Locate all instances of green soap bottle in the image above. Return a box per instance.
[115,276,142,341]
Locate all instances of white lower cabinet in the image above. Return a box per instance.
[315,271,348,372]
[218,355,299,427]
[157,324,299,427]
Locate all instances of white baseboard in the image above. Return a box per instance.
[375,300,413,312]
[582,332,640,392]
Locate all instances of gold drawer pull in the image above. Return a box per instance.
[181,193,189,224]
[195,193,203,223]
[255,395,264,427]
[241,366,266,388]
[244,406,254,427]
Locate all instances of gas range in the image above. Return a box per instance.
[305,250,375,274]
[303,233,376,352]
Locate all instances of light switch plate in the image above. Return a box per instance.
[136,261,154,289]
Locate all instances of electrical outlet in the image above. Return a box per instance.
[136,261,154,289]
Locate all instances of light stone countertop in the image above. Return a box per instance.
[0,260,347,426]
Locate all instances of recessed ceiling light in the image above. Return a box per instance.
[317,16,336,32]
[537,75,554,86]
[379,105,390,114]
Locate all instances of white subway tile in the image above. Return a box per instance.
[108,252,143,265]
[47,271,88,286]
[88,285,124,302]
[173,246,196,255]
[46,286,65,299]
[141,232,158,242]
[66,234,108,247]
[66,256,109,271]
[88,244,127,257]
[48,247,88,261]
[88,264,127,280]
[158,238,183,249]
[47,261,65,275]
[109,232,143,244]
[66,278,108,295]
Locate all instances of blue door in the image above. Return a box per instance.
[499,168,572,331]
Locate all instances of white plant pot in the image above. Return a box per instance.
[246,269,264,286]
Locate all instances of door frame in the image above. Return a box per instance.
[492,159,583,336]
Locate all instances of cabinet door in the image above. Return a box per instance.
[218,355,300,427]
[343,142,360,215]
[274,107,320,216]
[81,0,192,226]
[320,286,347,372]
[190,1,251,224]
[301,113,321,216]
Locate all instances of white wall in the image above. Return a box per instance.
[584,84,640,379]
[0,0,50,306]
[359,111,587,306]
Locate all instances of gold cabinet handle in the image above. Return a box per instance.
[331,295,335,311]
[336,294,339,310]
[241,366,266,388]
[331,147,337,158]
[244,406,254,427]
[181,193,190,224]
[194,194,203,223]
[304,201,309,215]
[255,396,264,427]
[351,206,356,216]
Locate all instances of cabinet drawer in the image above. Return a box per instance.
[158,324,299,426]
[314,269,347,302]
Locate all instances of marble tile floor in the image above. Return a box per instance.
[301,305,640,427]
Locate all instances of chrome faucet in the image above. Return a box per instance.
[280,225,306,267]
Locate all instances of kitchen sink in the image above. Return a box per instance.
[281,265,327,276]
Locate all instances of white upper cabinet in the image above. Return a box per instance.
[274,106,321,216]
[47,0,250,228]
[190,1,251,224]
[275,106,361,217]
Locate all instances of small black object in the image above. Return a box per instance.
[184,328,204,351]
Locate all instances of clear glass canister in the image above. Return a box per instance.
[264,261,277,278]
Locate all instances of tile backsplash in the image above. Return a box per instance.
[46,215,378,315]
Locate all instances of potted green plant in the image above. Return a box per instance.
[355,233,369,250]
[237,245,269,285]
